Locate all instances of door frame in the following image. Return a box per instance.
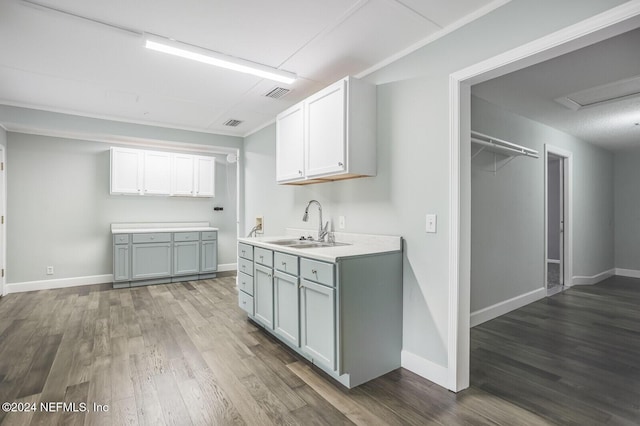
[0,144,4,296]
[448,1,640,392]
[544,145,573,290]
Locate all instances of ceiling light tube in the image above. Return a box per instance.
[144,36,296,84]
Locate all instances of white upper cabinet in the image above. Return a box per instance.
[276,103,305,183]
[194,156,215,197]
[143,151,171,195]
[305,79,346,178]
[275,76,376,185]
[111,147,215,198]
[172,153,195,196]
[111,147,143,194]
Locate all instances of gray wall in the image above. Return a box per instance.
[0,126,6,147]
[4,108,242,284]
[614,150,640,271]
[470,96,615,311]
[548,157,561,261]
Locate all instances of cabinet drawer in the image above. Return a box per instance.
[238,272,254,296]
[202,231,217,241]
[132,233,171,243]
[238,257,253,276]
[254,247,273,268]
[275,252,298,276]
[174,232,199,242]
[238,291,254,316]
[238,243,254,260]
[300,258,335,287]
[114,234,129,245]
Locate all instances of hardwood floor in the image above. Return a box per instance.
[0,275,638,425]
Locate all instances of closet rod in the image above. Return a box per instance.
[471,131,539,158]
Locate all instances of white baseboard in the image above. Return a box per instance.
[470,287,546,328]
[218,263,237,272]
[615,268,640,279]
[547,259,560,264]
[6,274,113,294]
[401,350,450,390]
[572,268,615,285]
[6,264,238,294]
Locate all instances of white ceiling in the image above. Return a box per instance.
[0,0,502,137]
[472,27,640,152]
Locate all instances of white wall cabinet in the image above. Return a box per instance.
[276,103,305,182]
[275,76,376,185]
[111,147,215,197]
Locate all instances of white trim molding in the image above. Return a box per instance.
[614,268,640,279]
[470,288,546,328]
[572,269,615,286]
[217,263,237,272]
[401,350,449,390]
[6,274,113,294]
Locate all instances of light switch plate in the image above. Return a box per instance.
[426,214,437,233]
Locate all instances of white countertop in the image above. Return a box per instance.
[238,228,402,262]
[111,222,218,234]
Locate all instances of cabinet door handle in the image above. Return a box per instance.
[298,170,302,175]
[268,274,272,278]
[338,162,343,167]
[282,261,286,266]
[311,269,317,274]
[150,236,155,240]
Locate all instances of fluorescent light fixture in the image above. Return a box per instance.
[144,36,296,84]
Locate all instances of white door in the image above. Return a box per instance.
[276,102,305,182]
[143,151,171,195]
[0,146,4,296]
[172,153,195,196]
[305,79,347,178]
[111,147,143,194]
[194,156,215,197]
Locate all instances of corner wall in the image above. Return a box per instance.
[614,150,640,274]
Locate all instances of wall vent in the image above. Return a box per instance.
[223,119,243,127]
[263,87,291,99]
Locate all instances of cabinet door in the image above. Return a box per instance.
[143,151,171,195]
[172,153,195,196]
[131,243,172,279]
[305,79,347,178]
[113,244,130,281]
[111,147,143,194]
[200,240,218,273]
[300,278,336,371]
[276,103,305,182]
[194,156,215,197]
[174,241,199,275]
[274,271,299,347]
[254,264,274,329]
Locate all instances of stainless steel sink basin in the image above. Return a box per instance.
[268,239,351,249]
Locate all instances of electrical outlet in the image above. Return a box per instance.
[46,266,54,275]
[255,217,263,234]
[338,216,346,229]
[426,214,437,233]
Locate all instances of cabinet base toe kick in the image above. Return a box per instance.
[113,272,217,289]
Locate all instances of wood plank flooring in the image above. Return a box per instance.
[0,275,638,425]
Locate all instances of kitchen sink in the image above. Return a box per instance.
[268,239,351,249]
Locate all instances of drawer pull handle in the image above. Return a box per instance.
[311,269,317,274]
[282,262,286,266]
[338,162,343,167]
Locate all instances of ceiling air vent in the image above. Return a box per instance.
[263,86,291,99]
[223,119,243,127]
[555,74,640,111]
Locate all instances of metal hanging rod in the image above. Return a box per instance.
[471,131,539,159]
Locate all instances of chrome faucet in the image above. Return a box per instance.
[302,200,329,241]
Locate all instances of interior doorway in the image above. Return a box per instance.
[546,154,564,293]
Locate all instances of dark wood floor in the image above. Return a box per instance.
[0,275,638,425]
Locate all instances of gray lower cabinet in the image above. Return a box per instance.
[254,263,274,328]
[274,270,299,347]
[237,240,402,389]
[300,278,335,371]
[113,229,217,287]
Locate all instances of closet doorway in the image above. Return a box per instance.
[545,145,572,294]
